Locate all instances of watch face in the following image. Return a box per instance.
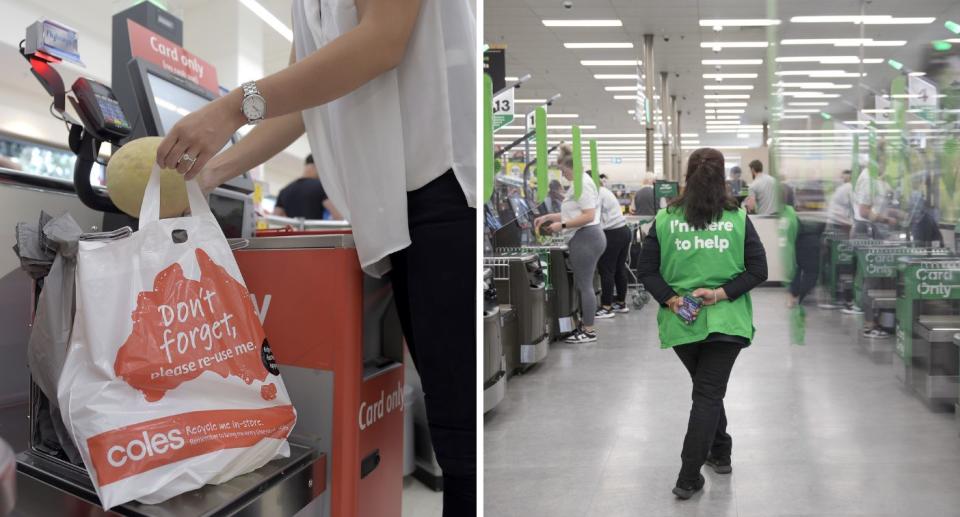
[243,95,266,120]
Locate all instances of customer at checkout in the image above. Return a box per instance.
[534,146,606,344]
[274,154,342,220]
[637,148,767,501]
[631,172,658,216]
[744,159,778,215]
[826,169,854,235]
[596,181,631,318]
[154,1,477,514]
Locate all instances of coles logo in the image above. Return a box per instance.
[107,429,185,468]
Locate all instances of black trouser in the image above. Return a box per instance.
[673,341,746,482]
[598,225,631,306]
[390,171,476,517]
[790,231,821,302]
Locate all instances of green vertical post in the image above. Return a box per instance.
[535,107,548,203]
[590,140,600,187]
[483,74,494,202]
[572,125,583,199]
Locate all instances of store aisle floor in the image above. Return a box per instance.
[484,288,960,517]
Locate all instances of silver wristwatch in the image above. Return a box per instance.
[240,81,266,125]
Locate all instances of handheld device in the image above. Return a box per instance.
[70,78,131,143]
[677,295,702,325]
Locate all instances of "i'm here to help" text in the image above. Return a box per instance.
[670,219,734,253]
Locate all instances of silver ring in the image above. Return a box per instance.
[178,153,196,166]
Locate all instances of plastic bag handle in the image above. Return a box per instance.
[139,164,212,224]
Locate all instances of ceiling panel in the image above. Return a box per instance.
[486,0,960,157]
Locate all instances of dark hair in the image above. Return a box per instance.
[557,145,574,169]
[669,148,738,229]
[842,169,851,176]
[305,154,314,165]
[730,166,742,176]
[749,159,763,173]
[599,173,608,180]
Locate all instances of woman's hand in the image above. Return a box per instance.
[546,221,563,234]
[156,90,246,179]
[666,296,688,315]
[691,287,727,306]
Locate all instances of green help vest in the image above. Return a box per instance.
[779,205,799,282]
[655,208,755,348]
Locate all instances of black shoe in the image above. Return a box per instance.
[672,473,705,500]
[705,455,732,474]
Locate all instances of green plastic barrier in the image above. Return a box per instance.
[483,74,493,202]
[572,125,583,200]
[535,107,547,203]
[895,256,960,368]
[590,139,599,187]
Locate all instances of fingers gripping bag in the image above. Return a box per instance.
[58,165,296,508]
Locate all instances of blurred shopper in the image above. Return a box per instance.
[780,190,821,308]
[852,164,899,239]
[744,160,778,215]
[274,154,342,219]
[596,183,631,318]
[637,148,767,500]
[826,169,854,234]
[632,172,658,216]
[542,179,565,213]
[726,166,746,201]
[534,146,606,343]
[156,1,477,513]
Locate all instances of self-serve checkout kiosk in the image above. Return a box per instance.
[14,5,405,517]
[483,203,549,375]
[894,256,960,410]
[483,267,507,413]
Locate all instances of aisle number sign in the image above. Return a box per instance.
[492,87,515,133]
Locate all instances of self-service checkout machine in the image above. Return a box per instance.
[894,256,960,411]
[14,6,404,516]
[484,203,548,374]
[483,267,507,413]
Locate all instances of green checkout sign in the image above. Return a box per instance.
[852,245,950,307]
[895,257,960,362]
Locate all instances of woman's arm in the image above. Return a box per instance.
[718,218,768,299]
[158,0,422,175]
[563,209,595,229]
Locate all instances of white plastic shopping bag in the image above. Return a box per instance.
[59,166,296,508]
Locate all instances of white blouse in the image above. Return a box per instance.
[291,0,477,276]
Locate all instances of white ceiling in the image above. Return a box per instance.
[485,0,960,154]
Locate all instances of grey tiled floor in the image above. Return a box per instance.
[484,288,960,517]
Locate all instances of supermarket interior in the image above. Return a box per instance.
[0,0,478,516]
[483,1,960,516]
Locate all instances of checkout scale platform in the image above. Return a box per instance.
[483,252,549,376]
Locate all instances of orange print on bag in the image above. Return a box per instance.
[115,248,273,402]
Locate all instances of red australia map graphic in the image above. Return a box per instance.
[115,248,276,402]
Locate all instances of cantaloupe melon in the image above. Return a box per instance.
[106,136,189,219]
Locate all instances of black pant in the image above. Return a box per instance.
[390,171,476,517]
[790,232,821,302]
[598,226,631,306]
[673,341,746,482]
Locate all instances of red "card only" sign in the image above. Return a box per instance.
[127,19,219,95]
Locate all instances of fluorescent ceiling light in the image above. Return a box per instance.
[789,15,935,25]
[699,19,781,27]
[606,86,641,91]
[714,109,746,113]
[783,108,821,113]
[581,60,642,66]
[779,92,841,98]
[789,102,829,106]
[776,56,884,64]
[773,82,853,89]
[515,99,547,104]
[548,125,597,130]
[700,41,768,49]
[547,114,580,118]
[682,133,699,138]
[713,146,751,149]
[564,42,634,49]
[705,102,748,107]
[776,115,812,119]
[543,19,623,27]
[737,133,750,138]
[595,74,640,80]
[238,0,293,41]
[781,38,906,47]
[713,115,742,120]
[702,59,763,65]
[909,71,927,76]
[704,84,755,90]
[504,76,519,82]
[703,73,759,80]
[704,94,751,99]
[776,70,866,78]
